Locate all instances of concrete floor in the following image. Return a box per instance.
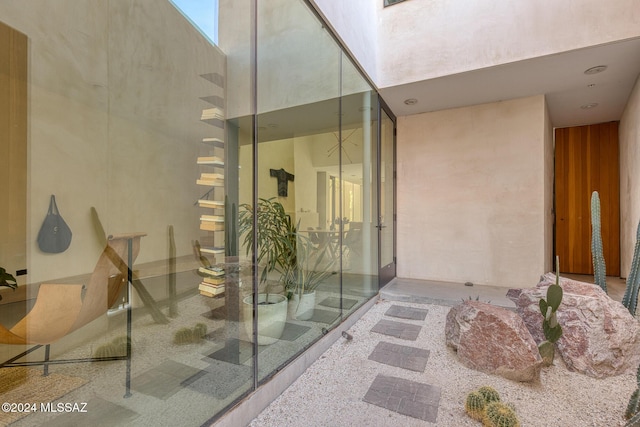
[381,274,627,308]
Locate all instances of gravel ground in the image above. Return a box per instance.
[249,299,636,427]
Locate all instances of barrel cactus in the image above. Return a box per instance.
[173,324,209,344]
[173,327,195,344]
[482,401,520,427]
[193,323,208,340]
[465,391,486,421]
[477,386,501,404]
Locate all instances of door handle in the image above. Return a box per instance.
[376,224,386,229]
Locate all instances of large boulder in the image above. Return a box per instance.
[445,300,542,382]
[508,273,640,378]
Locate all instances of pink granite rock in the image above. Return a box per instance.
[508,273,640,378]
[445,300,542,382]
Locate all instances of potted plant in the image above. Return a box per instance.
[279,231,337,320]
[0,267,17,301]
[238,198,292,344]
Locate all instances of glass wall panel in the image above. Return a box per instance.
[253,0,342,383]
[0,1,252,425]
[0,0,390,424]
[379,107,396,285]
[340,55,379,308]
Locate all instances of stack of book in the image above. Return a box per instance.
[196,172,224,187]
[198,266,225,297]
[201,107,224,121]
[197,156,224,166]
[200,214,224,232]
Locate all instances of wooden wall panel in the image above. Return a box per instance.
[555,122,620,276]
[0,21,27,279]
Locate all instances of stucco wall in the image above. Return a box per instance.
[0,0,225,282]
[396,95,549,288]
[314,0,640,90]
[619,75,640,278]
[310,0,378,84]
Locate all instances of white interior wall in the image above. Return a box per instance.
[396,95,549,288]
[619,75,640,277]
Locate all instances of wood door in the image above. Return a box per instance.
[0,21,27,281]
[555,122,620,276]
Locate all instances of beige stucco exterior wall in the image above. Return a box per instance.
[396,95,550,288]
[619,75,640,278]
[313,0,640,90]
[0,1,225,282]
[309,0,378,84]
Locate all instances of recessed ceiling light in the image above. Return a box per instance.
[587,83,596,88]
[404,98,418,105]
[584,65,607,75]
[580,103,599,109]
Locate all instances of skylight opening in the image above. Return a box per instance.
[169,0,219,45]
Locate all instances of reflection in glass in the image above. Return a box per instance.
[0,0,390,424]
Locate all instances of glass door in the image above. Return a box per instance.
[378,103,396,287]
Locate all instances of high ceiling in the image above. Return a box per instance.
[379,37,640,129]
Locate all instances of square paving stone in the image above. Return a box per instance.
[319,296,358,310]
[204,338,258,365]
[368,341,430,372]
[363,374,441,422]
[371,319,421,341]
[131,360,202,400]
[308,308,340,324]
[385,305,428,321]
[182,360,252,400]
[280,322,312,341]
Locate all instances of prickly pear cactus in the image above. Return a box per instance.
[477,386,501,404]
[538,256,564,365]
[465,391,486,421]
[590,191,607,293]
[482,401,520,427]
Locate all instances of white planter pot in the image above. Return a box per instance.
[287,290,316,321]
[242,293,287,345]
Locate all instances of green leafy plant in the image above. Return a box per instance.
[0,267,17,290]
[625,364,640,426]
[590,191,607,293]
[278,229,337,299]
[0,267,17,301]
[238,198,294,292]
[538,256,563,366]
[238,198,336,301]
